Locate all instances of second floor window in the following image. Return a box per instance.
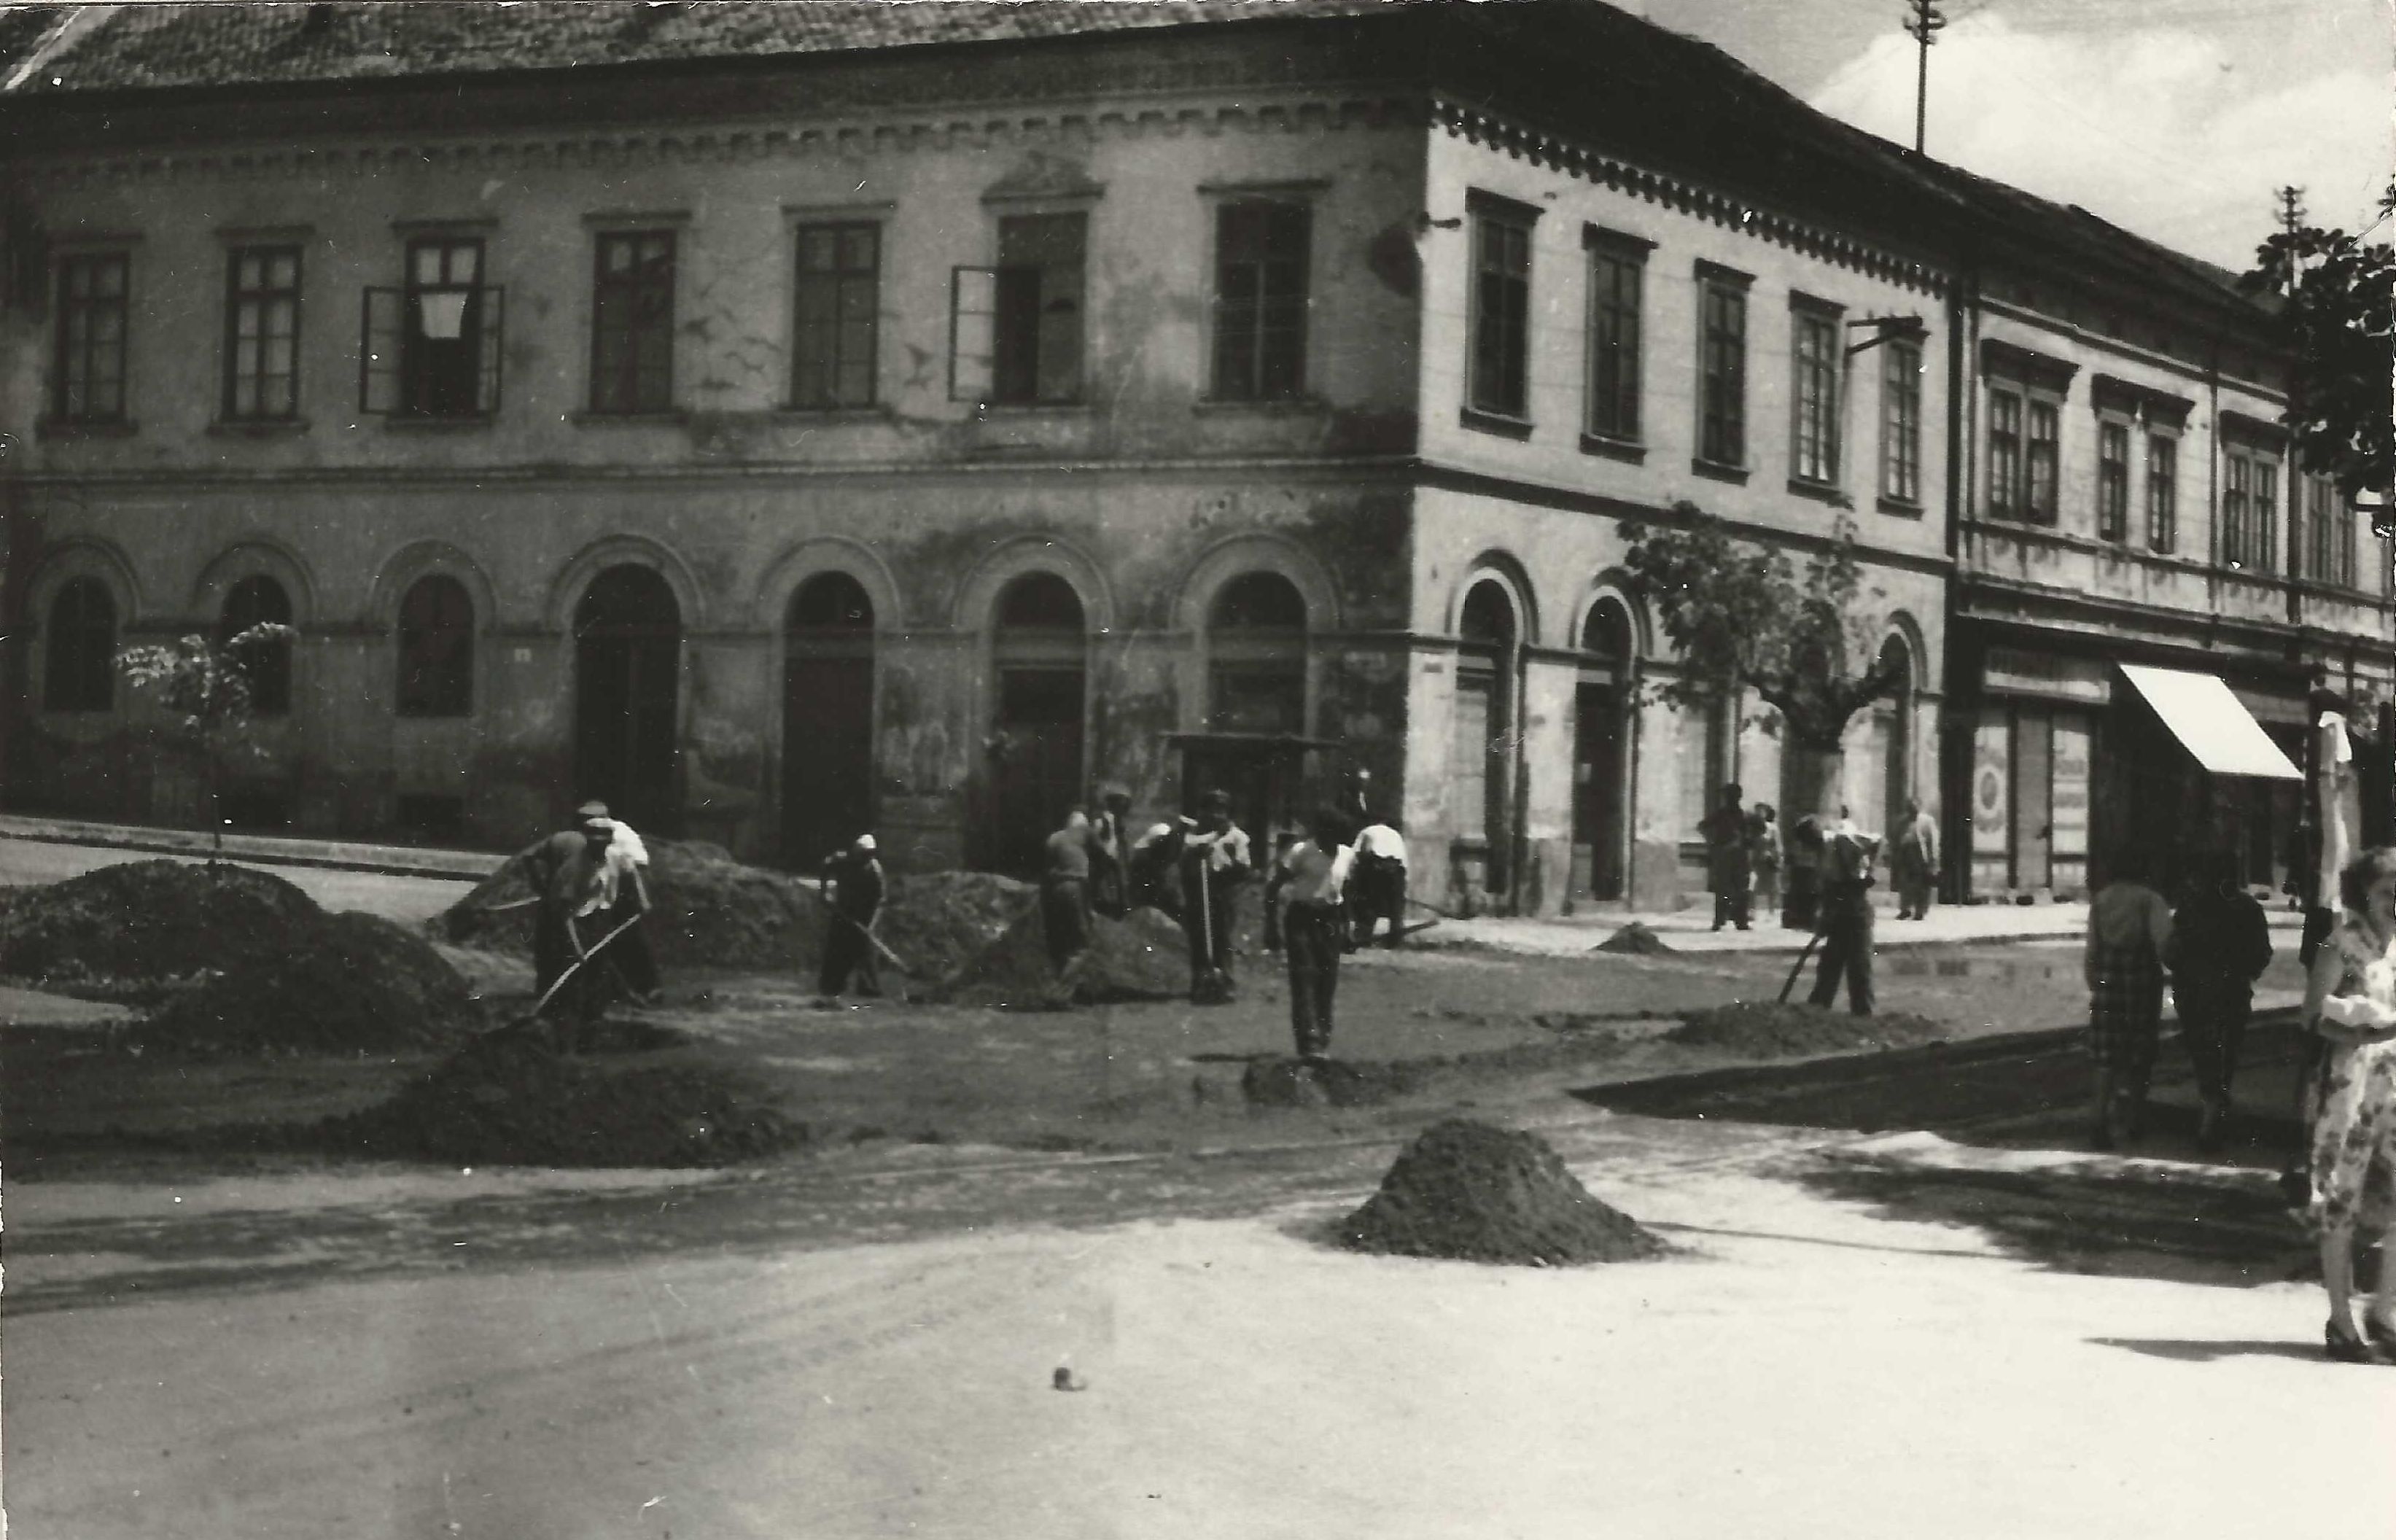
[1988,388,2023,516]
[1211,200,1310,402]
[1584,242,1643,441]
[2222,452,2282,572]
[2025,400,2058,523]
[2252,459,2279,572]
[1880,341,1921,503]
[52,252,129,423]
[793,222,880,409]
[590,230,674,415]
[2147,434,2177,553]
[2097,421,2130,542]
[994,213,1087,405]
[1697,274,1747,466]
[2307,477,2354,588]
[224,246,300,421]
[1790,306,1840,485]
[362,237,505,419]
[1469,211,1532,419]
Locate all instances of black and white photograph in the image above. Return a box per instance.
[1,0,2390,1533]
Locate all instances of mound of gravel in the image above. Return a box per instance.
[0,859,322,985]
[941,904,1190,1007]
[1594,922,1674,956]
[1339,1119,1664,1267]
[1665,1001,1943,1057]
[139,910,485,1055]
[320,1031,806,1167]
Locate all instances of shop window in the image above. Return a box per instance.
[1210,200,1310,402]
[52,250,130,424]
[44,577,116,714]
[793,222,879,409]
[590,230,675,415]
[396,574,474,718]
[224,245,301,421]
[219,574,293,716]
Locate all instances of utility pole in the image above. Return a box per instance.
[1904,0,1946,155]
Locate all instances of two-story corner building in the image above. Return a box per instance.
[1925,170,2396,899]
[1,0,1964,915]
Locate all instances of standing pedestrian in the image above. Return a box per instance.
[1747,804,1781,922]
[524,800,615,1032]
[1700,783,1752,932]
[1041,808,1095,990]
[1267,809,1355,1061]
[2167,848,2272,1150]
[2303,846,2396,1361]
[1808,814,1881,1014]
[1180,789,1253,1000]
[1349,817,1410,949]
[1088,785,1133,919]
[817,833,885,999]
[1891,798,1940,920]
[2084,847,2174,1149]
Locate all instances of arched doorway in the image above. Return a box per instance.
[1572,597,1635,901]
[573,564,680,833]
[782,572,875,866]
[1190,570,1311,841]
[1877,634,1915,839]
[985,572,1086,873]
[1455,580,1520,898]
[218,574,293,716]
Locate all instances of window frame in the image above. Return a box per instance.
[790,218,883,411]
[222,244,303,423]
[1986,384,2024,518]
[1788,295,1844,489]
[1465,192,1538,425]
[52,249,132,425]
[587,228,677,416]
[367,234,504,421]
[2023,397,2060,524]
[2146,432,2178,553]
[42,576,117,715]
[1582,225,1651,448]
[1879,338,1924,507]
[394,572,476,719]
[1694,262,1752,471]
[988,210,1088,408]
[2095,416,2131,543]
[1207,196,1312,405]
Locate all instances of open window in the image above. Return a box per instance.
[362,237,504,417]
[950,212,1085,407]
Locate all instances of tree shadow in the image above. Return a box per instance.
[2088,1336,2339,1366]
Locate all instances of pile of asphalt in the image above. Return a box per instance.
[1339,1119,1665,1267]
[940,903,1190,1008]
[140,910,483,1055]
[1593,922,1674,955]
[317,1029,804,1168]
[1665,1000,1944,1057]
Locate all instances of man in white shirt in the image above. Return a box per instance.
[1349,819,1409,949]
[1179,789,1253,1001]
[1267,808,1355,1059]
[590,814,661,1005]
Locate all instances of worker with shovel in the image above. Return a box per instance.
[1180,790,1253,1003]
[818,833,887,999]
[523,801,626,1043]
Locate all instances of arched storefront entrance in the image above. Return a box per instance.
[982,572,1086,873]
[573,564,680,833]
[782,572,876,866]
[1572,597,1635,901]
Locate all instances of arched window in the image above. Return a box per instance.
[396,575,474,718]
[1207,571,1307,734]
[985,572,1087,872]
[1573,596,1636,900]
[782,572,876,865]
[219,574,293,716]
[44,577,116,713]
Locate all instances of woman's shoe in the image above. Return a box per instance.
[2326,1321,2375,1364]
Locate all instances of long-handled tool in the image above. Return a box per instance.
[491,909,646,1040]
[1776,922,1828,1004]
[1191,853,1232,1004]
[817,891,909,973]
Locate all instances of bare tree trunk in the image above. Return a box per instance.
[1781,740,1848,825]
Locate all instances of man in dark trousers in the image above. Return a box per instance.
[1180,789,1253,1001]
[523,801,614,1038]
[1267,808,1355,1060]
[1088,785,1133,919]
[817,833,885,999]
[2168,847,2273,1149]
[1700,782,1752,931]
[1041,808,1095,989]
[1808,814,1881,1014]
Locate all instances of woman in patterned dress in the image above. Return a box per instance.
[2083,847,2173,1150]
[2303,846,2396,1362]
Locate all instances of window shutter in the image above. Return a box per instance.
[359,286,402,413]
[949,266,997,404]
[477,285,505,415]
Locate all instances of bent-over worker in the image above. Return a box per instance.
[524,801,615,1032]
[819,833,886,998]
[593,814,662,1005]
[1042,809,1095,986]
[1349,819,1409,949]
[1808,814,1881,1015]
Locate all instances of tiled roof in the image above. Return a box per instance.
[0,0,1397,94]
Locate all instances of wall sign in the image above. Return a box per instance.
[1984,647,2111,705]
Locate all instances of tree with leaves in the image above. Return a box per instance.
[2240,186,2394,506]
[114,622,297,861]
[1619,504,1905,820]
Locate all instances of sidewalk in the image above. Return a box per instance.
[1431,895,2310,956]
[0,812,505,882]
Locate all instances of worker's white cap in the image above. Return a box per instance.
[853,833,876,852]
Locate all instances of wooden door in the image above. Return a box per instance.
[574,566,680,833]
[1572,682,1626,900]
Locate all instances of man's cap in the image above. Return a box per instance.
[1200,788,1232,812]
[575,799,612,822]
[1099,782,1130,803]
[854,833,877,852]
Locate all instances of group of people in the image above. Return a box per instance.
[1700,788,1942,935]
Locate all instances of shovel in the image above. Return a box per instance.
[1776,924,1828,1005]
[817,891,910,973]
[1191,855,1232,1004]
[486,909,647,1040]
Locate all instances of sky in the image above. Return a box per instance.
[1636,0,2392,271]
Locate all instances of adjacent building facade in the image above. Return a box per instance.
[1,1,2380,911]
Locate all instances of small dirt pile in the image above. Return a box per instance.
[441,841,1038,986]
[0,859,321,986]
[1594,922,1673,956]
[1242,1056,1425,1108]
[321,1030,805,1167]
[941,904,1189,1007]
[1339,1119,1665,1267]
[139,911,483,1055]
[1665,1001,1943,1057]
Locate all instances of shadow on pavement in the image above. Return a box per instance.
[2089,1337,2336,1365]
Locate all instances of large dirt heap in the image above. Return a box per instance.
[440,839,1036,984]
[321,1031,804,1167]
[940,903,1191,1007]
[0,859,483,1054]
[1339,1119,1664,1267]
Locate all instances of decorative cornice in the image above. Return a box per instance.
[1429,97,1948,298]
[1979,337,2079,392]
[2089,373,2194,426]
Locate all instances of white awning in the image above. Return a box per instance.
[2118,664,2303,780]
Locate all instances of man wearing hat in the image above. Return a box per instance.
[818,833,886,998]
[1088,784,1135,919]
[523,801,618,1027]
[1808,809,1883,1015]
[1179,788,1253,1000]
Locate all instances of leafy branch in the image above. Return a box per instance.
[115,623,297,860]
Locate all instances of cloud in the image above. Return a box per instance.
[1808,15,2390,268]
